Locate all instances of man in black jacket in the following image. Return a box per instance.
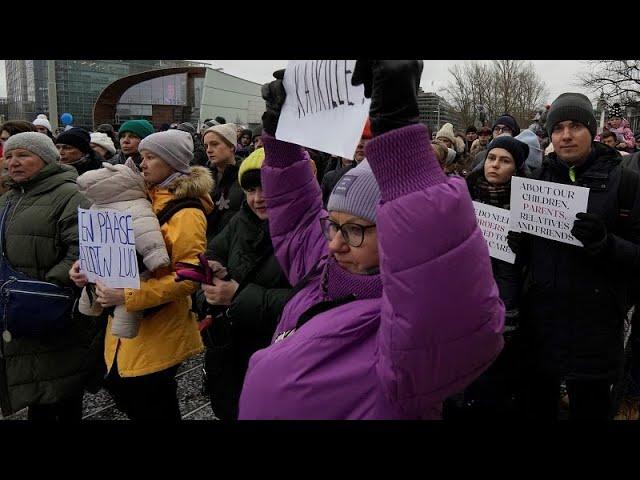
[508,93,640,420]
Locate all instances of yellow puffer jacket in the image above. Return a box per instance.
[104,167,215,377]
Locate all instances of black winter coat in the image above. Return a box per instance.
[68,150,104,176]
[465,170,523,314]
[191,135,209,167]
[518,142,640,381]
[206,163,244,242]
[194,202,291,419]
[321,163,355,207]
[108,150,142,168]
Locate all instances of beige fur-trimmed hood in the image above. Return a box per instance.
[152,166,215,214]
[167,166,214,200]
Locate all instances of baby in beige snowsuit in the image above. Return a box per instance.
[76,159,170,338]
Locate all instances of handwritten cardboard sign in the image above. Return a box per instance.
[509,177,590,247]
[78,208,140,289]
[276,60,371,159]
[472,202,516,264]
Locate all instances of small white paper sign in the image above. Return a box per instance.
[509,177,590,247]
[473,202,516,264]
[276,60,371,159]
[78,208,140,289]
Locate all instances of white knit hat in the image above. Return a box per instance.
[203,123,238,149]
[32,114,52,133]
[90,131,117,155]
[436,123,456,145]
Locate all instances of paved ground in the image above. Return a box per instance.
[1,351,218,421]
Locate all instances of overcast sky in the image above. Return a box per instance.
[0,60,592,105]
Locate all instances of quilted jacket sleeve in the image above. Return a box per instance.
[124,208,207,311]
[260,133,328,285]
[367,124,505,418]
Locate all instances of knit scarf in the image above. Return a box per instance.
[474,176,511,209]
[321,256,383,301]
[158,171,187,188]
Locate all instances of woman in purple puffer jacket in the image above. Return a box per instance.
[238,61,505,419]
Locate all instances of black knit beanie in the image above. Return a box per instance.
[240,169,261,190]
[56,127,91,154]
[546,92,597,139]
[486,136,529,172]
[492,114,520,136]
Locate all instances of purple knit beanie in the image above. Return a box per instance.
[327,160,381,224]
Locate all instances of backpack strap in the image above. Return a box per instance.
[617,166,639,236]
[156,198,206,226]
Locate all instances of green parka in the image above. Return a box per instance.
[0,163,103,416]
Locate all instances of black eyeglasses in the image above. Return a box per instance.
[319,216,376,247]
[493,125,512,134]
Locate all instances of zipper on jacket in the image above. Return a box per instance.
[6,289,71,299]
[8,187,26,224]
[11,278,67,288]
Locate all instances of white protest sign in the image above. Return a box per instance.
[509,177,590,247]
[78,208,140,289]
[275,60,371,159]
[472,202,515,264]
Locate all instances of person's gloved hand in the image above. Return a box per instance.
[571,212,609,255]
[351,60,423,136]
[507,231,523,255]
[261,69,286,136]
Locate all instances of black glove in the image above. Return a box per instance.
[571,212,609,255]
[507,231,523,255]
[261,69,286,136]
[351,60,423,136]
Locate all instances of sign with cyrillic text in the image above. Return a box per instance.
[276,60,371,159]
[78,208,140,289]
[473,202,515,264]
[509,177,590,247]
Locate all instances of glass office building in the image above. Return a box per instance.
[115,72,204,126]
[5,60,201,129]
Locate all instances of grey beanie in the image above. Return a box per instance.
[327,160,381,224]
[546,92,597,139]
[204,123,238,149]
[3,132,60,164]
[138,130,193,174]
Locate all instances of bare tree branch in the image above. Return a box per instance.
[444,60,548,129]
[578,60,640,103]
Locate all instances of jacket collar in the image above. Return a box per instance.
[149,166,215,214]
[547,142,621,180]
[7,162,78,195]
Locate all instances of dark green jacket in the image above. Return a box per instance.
[196,201,291,342]
[195,202,291,418]
[0,163,103,416]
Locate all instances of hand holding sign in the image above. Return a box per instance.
[261,69,286,136]
[571,212,608,255]
[509,177,590,246]
[95,281,125,308]
[473,202,516,264]
[69,260,89,288]
[275,60,371,159]
[351,60,424,136]
[78,208,140,289]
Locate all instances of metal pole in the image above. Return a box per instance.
[47,60,58,131]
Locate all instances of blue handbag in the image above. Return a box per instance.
[0,203,76,342]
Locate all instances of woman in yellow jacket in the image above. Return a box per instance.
[71,129,213,420]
